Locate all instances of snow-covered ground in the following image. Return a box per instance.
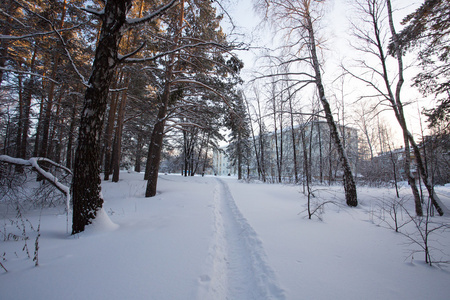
[1,172,450,300]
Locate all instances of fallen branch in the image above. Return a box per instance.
[0,155,72,219]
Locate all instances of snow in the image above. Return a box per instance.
[0,155,72,220]
[1,172,450,300]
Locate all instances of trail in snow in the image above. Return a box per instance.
[197,178,286,300]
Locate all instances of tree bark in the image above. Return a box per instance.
[145,0,184,196]
[104,71,122,181]
[306,11,357,207]
[145,98,168,196]
[39,1,67,160]
[66,93,79,169]
[18,79,34,160]
[39,56,60,159]
[72,0,133,234]
[134,131,144,172]
[288,89,299,183]
[271,81,282,183]
[112,79,129,182]
[317,121,323,183]
[386,0,443,215]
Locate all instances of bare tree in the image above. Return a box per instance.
[347,0,445,215]
[258,0,357,206]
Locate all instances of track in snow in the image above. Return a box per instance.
[197,178,285,300]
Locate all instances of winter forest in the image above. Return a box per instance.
[1,0,450,299]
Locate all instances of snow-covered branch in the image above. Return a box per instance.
[125,0,179,27]
[0,67,60,84]
[172,78,234,111]
[0,24,84,41]
[121,42,230,64]
[163,122,205,134]
[50,23,89,87]
[118,42,147,61]
[80,7,105,17]
[0,155,71,215]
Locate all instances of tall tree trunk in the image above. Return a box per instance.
[271,82,282,183]
[16,49,36,161]
[245,96,262,179]
[189,130,196,176]
[288,91,298,182]
[33,92,45,157]
[112,85,128,182]
[201,134,210,175]
[308,120,314,184]
[328,130,332,185]
[278,96,284,182]
[386,0,443,215]
[145,98,169,196]
[237,129,242,180]
[256,95,266,182]
[72,0,133,234]
[145,0,184,196]
[15,73,24,159]
[134,130,144,173]
[0,1,17,86]
[317,121,323,183]
[306,12,357,207]
[66,93,79,169]
[19,80,33,159]
[104,71,123,180]
[39,2,66,159]
[182,128,189,176]
[49,93,63,163]
[39,56,60,159]
[194,131,207,176]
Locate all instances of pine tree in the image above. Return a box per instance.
[72,0,178,234]
[226,91,251,180]
[392,0,449,131]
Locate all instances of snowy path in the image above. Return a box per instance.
[2,174,450,300]
[197,178,285,300]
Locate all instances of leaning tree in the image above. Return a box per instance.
[257,0,358,206]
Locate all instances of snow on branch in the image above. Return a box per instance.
[118,42,147,61]
[80,7,105,17]
[120,42,230,64]
[49,22,89,87]
[164,122,206,134]
[126,0,179,27]
[0,155,72,218]
[0,67,60,84]
[0,24,84,41]
[172,78,233,108]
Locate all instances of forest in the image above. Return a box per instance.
[0,0,449,236]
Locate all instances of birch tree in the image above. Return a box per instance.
[346,0,444,215]
[258,0,358,206]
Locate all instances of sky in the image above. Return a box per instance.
[220,0,430,149]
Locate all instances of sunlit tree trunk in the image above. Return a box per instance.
[104,71,123,181]
[145,0,184,196]
[72,0,133,234]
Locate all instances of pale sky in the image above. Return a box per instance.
[221,0,429,148]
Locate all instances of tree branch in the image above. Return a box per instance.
[126,0,179,27]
